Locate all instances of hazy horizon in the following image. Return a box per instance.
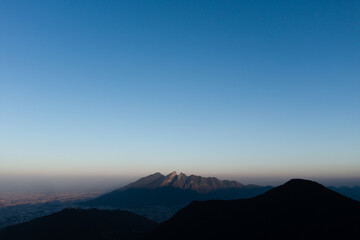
[1,1,359,193]
[1,171,360,194]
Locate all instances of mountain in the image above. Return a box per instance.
[2,179,359,240]
[81,172,271,221]
[121,171,245,193]
[81,172,271,222]
[148,179,360,240]
[0,208,157,240]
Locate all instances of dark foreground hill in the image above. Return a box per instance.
[0,208,157,240]
[82,171,271,209]
[148,179,360,240]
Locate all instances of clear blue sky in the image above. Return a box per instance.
[1,1,359,184]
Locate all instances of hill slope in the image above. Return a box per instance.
[0,208,157,240]
[329,185,360,201]
[149,179,360,240]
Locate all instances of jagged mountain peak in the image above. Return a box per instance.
[119,171,245,193]
[164,171,178,181]
[168,171,177,176]
[81,173,272,214]
[121,172,164,190]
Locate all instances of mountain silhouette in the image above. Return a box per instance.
[82,171,271,209]
[148,179,360,240]
[2,179,359,240]
[0,208,157,240]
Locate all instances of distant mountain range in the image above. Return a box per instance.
[2,179,360,240]
[81,171,272,218]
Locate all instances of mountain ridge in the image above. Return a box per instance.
[0,208,157,240]
[82,171,271,209]
[119,171,246,193]
[2,178,360,240]
[81,172,272,222]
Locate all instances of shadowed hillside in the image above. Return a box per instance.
[148,179,360,240]
[0,208,157,240]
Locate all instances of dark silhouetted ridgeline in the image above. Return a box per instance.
[0,208,157,240]
[148,179,360,240]
[2,179,360,240]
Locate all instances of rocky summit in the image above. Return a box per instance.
[120,171,245,193]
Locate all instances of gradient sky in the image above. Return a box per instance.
[1,0,359,186]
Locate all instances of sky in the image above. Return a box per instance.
[1,0,359,188]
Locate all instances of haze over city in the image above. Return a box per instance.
[1,0,359,193]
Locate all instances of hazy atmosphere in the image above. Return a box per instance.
[1,2,360,239]
[1,0,359,192]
